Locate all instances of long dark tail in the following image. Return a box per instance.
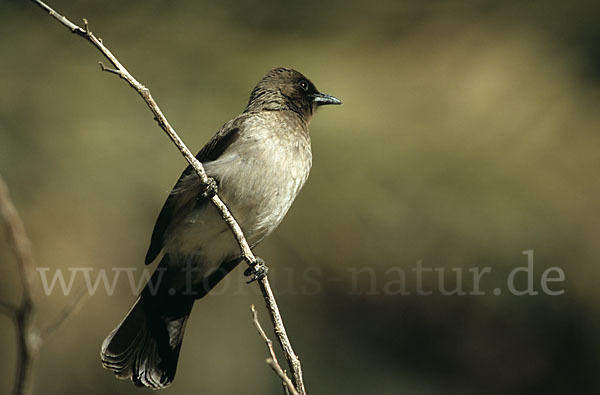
[101,256,242,389]
[101,285,195,389]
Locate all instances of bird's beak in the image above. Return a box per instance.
[311,92,342,106]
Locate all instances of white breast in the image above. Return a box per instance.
[163,112,312,278]
[205,119,312,246]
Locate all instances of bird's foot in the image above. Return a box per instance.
[201,177,219,199]
[244,257,268,283]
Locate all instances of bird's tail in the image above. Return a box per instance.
[100,289,195,389]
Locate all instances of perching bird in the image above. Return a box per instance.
[100,67,341,389]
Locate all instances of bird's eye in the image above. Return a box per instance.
[298,80,309,91]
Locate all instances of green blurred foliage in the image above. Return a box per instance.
[1,1,600,394]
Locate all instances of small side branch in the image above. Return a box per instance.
[258,281,305,392]
[98,61,123,77]
[251,306,300,395]
[29,1,307,394]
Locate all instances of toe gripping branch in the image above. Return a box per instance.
[244,256,268,283]
[201,177,219,199]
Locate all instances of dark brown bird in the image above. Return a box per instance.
[100,67,341,389]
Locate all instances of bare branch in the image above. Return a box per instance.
[29,1,307,394]
[30,0,82,33]
[251,305,279,365]
[31,0,260,262]
[251,306,300,395]
[98,61,122,77]
[257,280,305,392]
[267,359,300,395]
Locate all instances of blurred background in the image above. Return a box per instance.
[1,1,599,394]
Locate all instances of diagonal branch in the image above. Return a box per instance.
[251,305,300,395]
[257,279,305,392]
[30,1,306,394]
[30,0,254,261]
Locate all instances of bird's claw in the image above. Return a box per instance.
[201,177,218,199]
[244,257,268,283]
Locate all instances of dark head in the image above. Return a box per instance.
[245,67,341,119]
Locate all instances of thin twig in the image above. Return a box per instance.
[257,281,305,392]
[39,284,87,340]
[251,305,281,367]
[30,0,254,259]
[29,1,307,394]
[251,306,300,395]
[267,359,298,395]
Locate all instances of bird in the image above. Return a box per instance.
[100,67,341,389]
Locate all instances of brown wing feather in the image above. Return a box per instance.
[144,115,246,264]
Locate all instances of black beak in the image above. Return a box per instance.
[311,92,342,106]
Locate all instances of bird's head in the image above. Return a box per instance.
[246,67,341,119]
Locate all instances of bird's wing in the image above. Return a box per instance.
[144,115,246,264]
